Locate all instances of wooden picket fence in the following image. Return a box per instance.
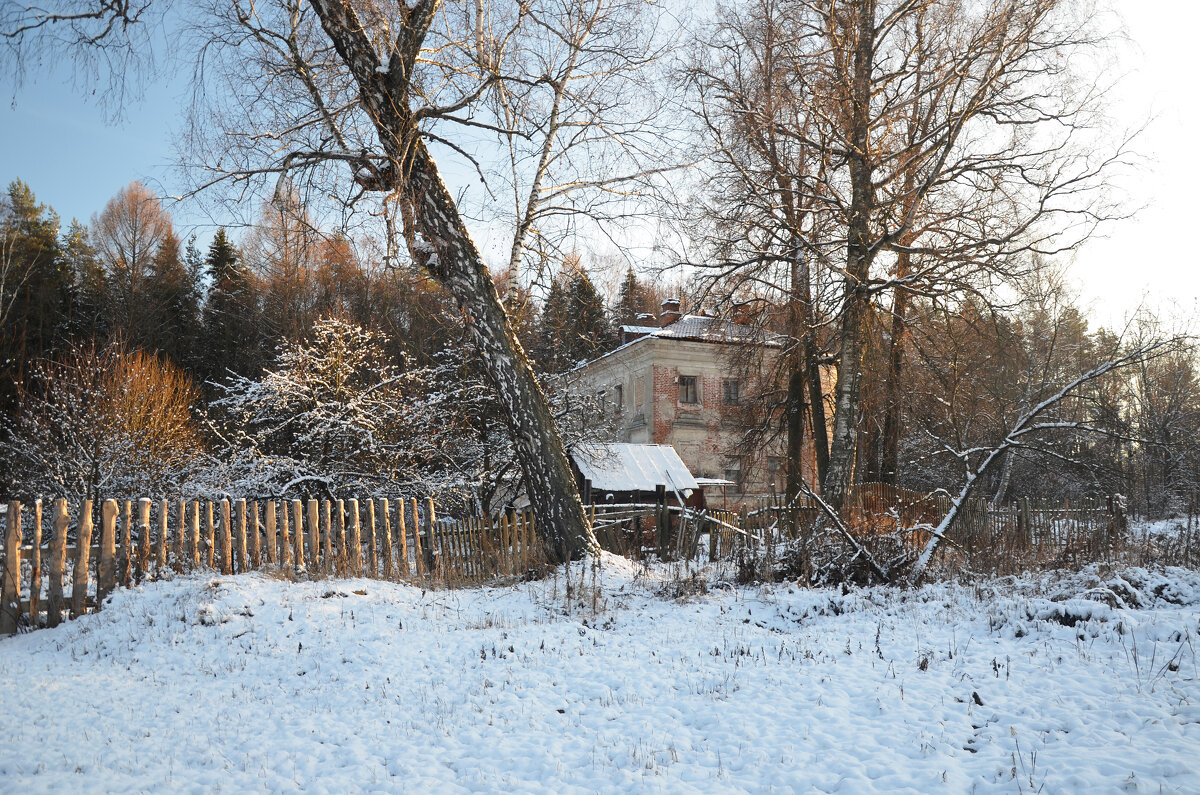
[588,484,1124,574]
[1,497,549,635]
[1,486,1133,635]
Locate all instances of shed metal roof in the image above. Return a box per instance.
[572,443,698,495]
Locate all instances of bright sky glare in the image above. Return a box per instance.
[0,1,1194,329]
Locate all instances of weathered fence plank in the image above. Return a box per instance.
[205,502,216,569]
[397,499,410,580]
[157,499,169,574]
[291,500,305,573]
[47,499,68,628]
[380,499,394,579]
[28,501,42,627]
[321,501,333,572]
[235,499,248,574]
[250,501,261,569]
[97,500,118,606]
[306,500,320,574]
[367,500,378,578]
[348,499,362,576]
[279,500,292,567]
[137,498,151,582]
[70,501,94,619]
[1,501,21,634]
[119,500,132,587]
[265,501,278,566]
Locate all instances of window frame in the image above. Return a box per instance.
[722,378,740,405]
[678,375,700,405]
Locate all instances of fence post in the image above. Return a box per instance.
[396,499,409,580]
[220,500,233,575]
[367,500,378,577]
[28,500,42,627]
[380,499,394,579]
[205,502,216,569]
[422,498,437,581]
[250,501,261,569]
[1,501,21,634]
[306,500,320,574]
[47,500,68,628]
[97,500,118,606]
[137,498,152,582]
[71,501,94,619]
[291,500,305,574]
[265,501,277,566]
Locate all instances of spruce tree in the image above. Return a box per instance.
[146,230,202,369]
[200,228,264,383]
[565,267,611,362]
[612,267,646,329]
[61,218,108,342]
[0,180,70,407]
[536,270,572,373]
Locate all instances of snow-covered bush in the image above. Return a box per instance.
[1,343,205,501]
[198,316,612,512]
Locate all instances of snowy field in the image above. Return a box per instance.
[1,556,1198,793]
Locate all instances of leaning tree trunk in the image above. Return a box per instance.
[309,0,596,561]
[404,143,596,560]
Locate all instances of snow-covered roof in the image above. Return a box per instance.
[623,314,785,347]
[572,443,698,494]
[567,313,786,375]
[695,477,737,488]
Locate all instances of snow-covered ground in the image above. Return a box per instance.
[1,556,1198,793]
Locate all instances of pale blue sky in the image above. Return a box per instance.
[1,1,1195,327]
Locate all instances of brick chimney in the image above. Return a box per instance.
[659,298,682,327]
[635,313,656,326]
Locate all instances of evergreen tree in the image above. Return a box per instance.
[200,228,265,383]
[565,266,611,361]
[534,256,612,372]
[611,267,647,328]
[0,180,70,408]
[536,269,572,373]
[146,230,202,369]
[61,219,108,342]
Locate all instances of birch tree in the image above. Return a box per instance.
[1,0,677,559]
[685,0,1132,512]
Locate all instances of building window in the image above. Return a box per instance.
[724,462,743,493]
[722,379,740,405]
[679,375,699,404]
[614,384,623,411]
[635,377,645,412]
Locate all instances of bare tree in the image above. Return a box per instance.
[907,335,1183,583]
[91,181,174,345]
[680,0,838,512]
[684,0,1133,512]
[1,0,684,559]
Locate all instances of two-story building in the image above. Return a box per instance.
[566,299,817,506]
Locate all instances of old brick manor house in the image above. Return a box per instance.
[565,299,826,506]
